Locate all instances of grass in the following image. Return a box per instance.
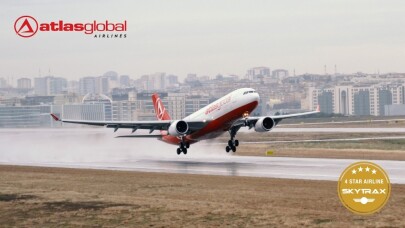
[0,193,36,202]
[313,218,333,224]
[42,201,132,211]
[216,132,405,160]
[231,132,405,143]
[280,116,405,128]
[280,139,405,151]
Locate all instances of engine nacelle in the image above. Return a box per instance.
[168,120,189,136]
[254,117,275,132]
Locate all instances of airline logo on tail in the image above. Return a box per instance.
[152,94,171,121]
[156,97,165,119]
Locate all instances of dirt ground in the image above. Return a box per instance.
[0,165,404,227]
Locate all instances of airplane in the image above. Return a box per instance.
[50,88,319,155]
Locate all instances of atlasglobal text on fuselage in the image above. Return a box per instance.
[51,88,319,155]
[39,20,126,34]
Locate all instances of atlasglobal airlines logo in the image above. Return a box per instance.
[14,15,127,38]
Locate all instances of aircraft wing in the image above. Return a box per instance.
[232,107,320,128]
[269,109,321,121]
[50,114,208,133]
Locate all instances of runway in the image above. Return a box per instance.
[1,128,405,184]
[4,156,405,184]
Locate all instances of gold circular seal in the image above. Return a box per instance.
[338,161,391,215]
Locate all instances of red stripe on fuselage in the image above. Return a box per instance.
[161,100,258,145]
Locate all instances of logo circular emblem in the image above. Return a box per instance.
[338,161,391,215]
[156,98,165,120]
[14,15,38,38]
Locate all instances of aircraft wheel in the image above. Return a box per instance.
[186,142,190,149]
[231,146,236,152]
[226,146,230,153]
[235,140,239,147]
[228,140,233,147]
[177,148,181,155]
[183,148,188,154]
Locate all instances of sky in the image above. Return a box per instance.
[1,0,405,81]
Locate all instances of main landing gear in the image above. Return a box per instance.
[226,139,239,153]
[226,127,240,153]
[177,141,190,155]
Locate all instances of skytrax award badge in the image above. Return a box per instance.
[338,161,391,215]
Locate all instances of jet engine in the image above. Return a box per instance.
[254,117,275,132]
[168,120,189,136]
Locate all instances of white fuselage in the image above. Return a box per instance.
[160,88,260,143]
[184,88,260,122]
[163,88,260,144]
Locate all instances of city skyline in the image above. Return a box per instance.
[1,1,405,80]
[1,65,405,126]
[1,66,405,85]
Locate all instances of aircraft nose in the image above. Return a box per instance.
[251,92,260,103]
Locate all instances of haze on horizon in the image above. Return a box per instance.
[1,0,404,80]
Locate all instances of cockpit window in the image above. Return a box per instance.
[243,90,256,95]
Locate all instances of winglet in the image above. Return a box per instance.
[316,105,320,112]
[50,113,60,121]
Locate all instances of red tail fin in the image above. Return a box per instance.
[152,93,171,120]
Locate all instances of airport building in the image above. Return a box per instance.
[135,73,167,91]
[133,92,210,120]
[0,105,61,128]
[119,75,131,87]
[308,83,405,116]
[79,77,97,95]
[78,73,121,96]
[272,69,289,79]
[34,76,67,96]
[166,93,186,119]
[58,92,209,122]
[17,78,32,89]
[133,92,166,120]
[62,103,107,121]
[112,101,137,121]
[62,94,112,121]
[384,104,405,116]
[246,67,271,81]
[53,93,81,105]
[0,78,8,88]
[185,96,210,116]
